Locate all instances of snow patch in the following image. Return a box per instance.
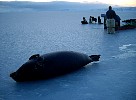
[113,44,136,59]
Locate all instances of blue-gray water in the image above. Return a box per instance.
[0,11,136,100]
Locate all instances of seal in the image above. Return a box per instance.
[10,51,100,82]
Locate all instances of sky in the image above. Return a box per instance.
[0,0,136,7]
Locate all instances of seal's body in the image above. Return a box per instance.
[10,51,100,82]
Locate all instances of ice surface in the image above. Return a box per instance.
[113,44,136,59]
[0,11,136,100]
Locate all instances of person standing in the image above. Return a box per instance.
[98,16,102,24]
[81,17,88,24]
[115,15,121,28]
[106,6,116,19]
[106,6,117,33]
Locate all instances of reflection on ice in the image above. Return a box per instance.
[119,44,136,52]
[119,44,132,51]
[113,44,136,59]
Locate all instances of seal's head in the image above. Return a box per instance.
[10,55,44,82]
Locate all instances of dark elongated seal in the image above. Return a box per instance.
[10,51,100,82]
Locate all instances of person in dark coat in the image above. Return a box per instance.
[98,16,102,24]
[81,17,88,24]
[106,6,116,19]
[83,17,87,22]
[89,16,92,23]
[115,15,121,27]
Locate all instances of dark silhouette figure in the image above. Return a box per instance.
[106,6,116,19]
[81,17,88,24]
[115,15,121,30]
[91,17,97,23]
[104,16,107,29]
[98,16,102,24]
[89,16,92,23]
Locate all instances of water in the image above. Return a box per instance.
[0,11,136,100]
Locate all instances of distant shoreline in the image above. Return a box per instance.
[0,1,136,13]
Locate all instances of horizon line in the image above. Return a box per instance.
[0,0,136,7]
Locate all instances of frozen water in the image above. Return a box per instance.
[119,44,136,52]
[113,44,136,59]
[0,11,136,100]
